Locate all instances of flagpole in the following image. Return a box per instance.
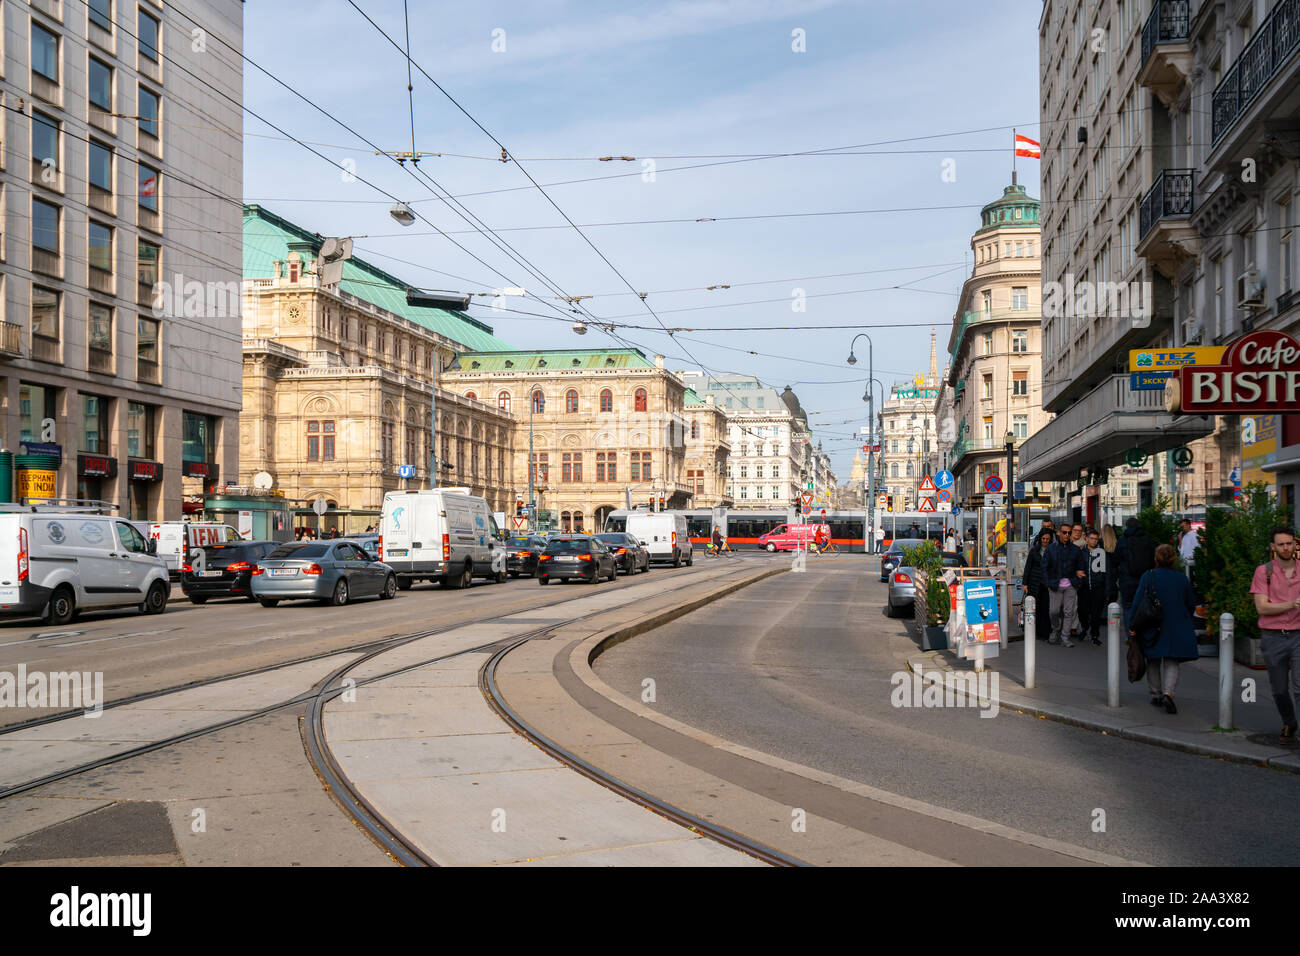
[1012,128,1017,186]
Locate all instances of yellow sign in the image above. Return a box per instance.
[17,469,56,499]
[1128,346,1225,371]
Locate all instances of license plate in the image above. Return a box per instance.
[387,549,408,557]
[270,568,296,577]
[201,570,223,578]
[0,588,17,602]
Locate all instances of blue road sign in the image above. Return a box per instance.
[1014,481,1025,500]
[937,488,952,503]
[984,475,1003,493]
[952,506,962,517]
[934,470,954,490]
[397,464,416,479]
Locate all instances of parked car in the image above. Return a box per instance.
[879,538,924,582]
[181,540,278,603]
[344,533,381,560]
[251,540,398,607]
[0,509,169,624]
[379,488,505,589]
[594,533,650,574]
[505,535,548,578]
[886,550,968,617]
[537,536,617,585]
[625,512,692,566]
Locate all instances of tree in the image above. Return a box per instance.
[1192,483,1291,639]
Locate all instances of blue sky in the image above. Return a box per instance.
[243,0,1042,479]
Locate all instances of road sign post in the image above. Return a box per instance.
[313,496,328,537]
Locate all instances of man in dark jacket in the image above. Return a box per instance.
[1023,529,1055,641]
[1082,528,1115,645]
[1045,525,1087,646]
[1114,517,1155,610]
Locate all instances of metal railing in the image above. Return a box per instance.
[1139,168,1194,240]
[0,322,21,356]
[1212,0,1300,144]
[1140,0,1191,67]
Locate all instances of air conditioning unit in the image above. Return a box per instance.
[1182,315,1202,344]
[1237,268,1265,308]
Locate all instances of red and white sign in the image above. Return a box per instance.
[800,492,813,506]
[510,516,527,531]
[919,474,937,493]
[918,497,936,513]
[1177,330,1300,413]
[1014,134,1041,158]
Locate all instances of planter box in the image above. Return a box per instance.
[922,624,948,651]
[1235,634,1266,669]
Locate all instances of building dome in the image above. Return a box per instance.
[975,183,1040,234]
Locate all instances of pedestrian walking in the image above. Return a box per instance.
[1251,526,1300,744]
[1082,528,1114,646]
[1179,518,1199,575]
[1113,516,1155,612]
[1046,524,1086,646]
[944,529,958,552]
[1127,543,1198,714]
[873,525,885,554]
[1071,524,1090,636]
[1022,528,1054,642]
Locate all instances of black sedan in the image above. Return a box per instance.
[181,541,279,603]
[594,533,650,575]
[506,535,548,578]
[538,536,617,585]
[879,538,924,582]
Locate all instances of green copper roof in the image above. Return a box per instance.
[448,349,653,372]
[974,183,1040,235]
[683,388,703,404]
[243,204,511,352]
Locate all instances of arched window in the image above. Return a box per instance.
[497,391,511,413]
[690,419,699,439]
[573,511,585,533]
[599,389,613,413]
[565,389,579,413]
[890,463,899,478]
[906,462,915,477]
[531,390,545,414]
[465,391,477,401]
[634,388,647,412]
[561,511,572,532]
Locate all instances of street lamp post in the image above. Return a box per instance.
[847,334,874,548]
[1005,430,1016,544]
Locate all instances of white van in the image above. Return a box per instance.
[0,510,171,624]
[379,488,505,589]
[149,522,241,576]
[626,512,692,566]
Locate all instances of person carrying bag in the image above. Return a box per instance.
[1125,544,1198,713]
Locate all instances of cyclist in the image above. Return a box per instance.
[710,525,724,556]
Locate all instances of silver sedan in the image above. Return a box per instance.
[251,540,398,607]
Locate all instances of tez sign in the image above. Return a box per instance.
[1177,330,1300,413]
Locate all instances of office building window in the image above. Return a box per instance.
[127,402,154,458]
[137,316,159,378]
[82,394,110,453]
[89,222,113,273]
[32,286,59,340]
[89,141,113,194]
[32,113,59,182]
[138,86,160,138]
[138,163,158,210]
[183,411,216,463]
[89,303,112,359]
[88,0,112,31]
[32,23,58,81]
[138,8,160,61]
[88,58,113,112]
[138,238,159,292]
[20,383,57,444]
[32,199,59,252]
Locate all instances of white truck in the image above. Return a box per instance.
[0,508,171,624]
[149,522,242,577]
[625,511,693,566]
[379,488,506,589]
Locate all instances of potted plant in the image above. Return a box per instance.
[905,541,949,650]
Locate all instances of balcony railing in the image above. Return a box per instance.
[1139,169,1194,240]
[1212,0,1300,144]
[1141,0,1191,66]
[0,322,21,357]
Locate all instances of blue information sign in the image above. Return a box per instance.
[397,464,416,479]
[1014,481,1025,501]
[934,469,954,490]
[1130,370,1172,391]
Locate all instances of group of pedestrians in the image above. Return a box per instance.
[1023,519,1124,648]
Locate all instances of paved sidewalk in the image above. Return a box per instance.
[906,633,1300,773]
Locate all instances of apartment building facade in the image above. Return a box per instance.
[878,334,940,511]
[0,0,243,519]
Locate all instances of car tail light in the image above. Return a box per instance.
[252,566,265,575]
[18,528,29,582]
[377,535,383,561]
[514,551,529,558]
[442,533,450,561]
[181,563,193,574]
[616,548,627,554]
[672,531,677,547]
[578,554,592,562]
[228,562,253,572]
[539,554,551,562]
[892,572,913,584]
[302,563,323,575]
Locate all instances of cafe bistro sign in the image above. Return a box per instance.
[1168,329,1300,414]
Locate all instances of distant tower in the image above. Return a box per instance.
[928,328,938,386]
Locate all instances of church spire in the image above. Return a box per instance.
[928,328,938,385]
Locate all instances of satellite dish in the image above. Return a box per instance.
[253,471,274,490]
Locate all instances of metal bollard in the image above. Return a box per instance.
[1024,595,1036,689]
[1107,602,1122,708]
[998,568,1009,649]
[1219,613,1234,730]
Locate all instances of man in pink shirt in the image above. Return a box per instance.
[1251,526,1300,744]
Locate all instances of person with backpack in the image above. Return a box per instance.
[1251,526,1300,744]
[1114,517,1155,611]
[1022,528,1054,642]
[1127,543,1198,713]
[1046,523,1086,646]
[1082,527,1115,646]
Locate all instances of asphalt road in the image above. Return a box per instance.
[594,557,1300,866]
[0,557,744,727]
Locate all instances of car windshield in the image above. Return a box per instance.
[268,543,331,559]
[547,538,589,554]
[508,536,532,547]
[887,539,922,554]
[201,543,263,559]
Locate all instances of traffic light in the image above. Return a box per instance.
[515,499,524,516]
[887,495,894,512]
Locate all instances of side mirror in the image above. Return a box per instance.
[147,539,158,555]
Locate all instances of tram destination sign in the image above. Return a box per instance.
[1174,330,1300,414]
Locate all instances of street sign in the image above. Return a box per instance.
[1172,446,1194,467]
[952,506,962,517]
[397,464,416,479]
[800,492,813,506]
[919,474,937,493]
[877,494,887,507]
[510,515,528,531]
[984,475,1003,493]
[937,488,952,503]
[1013,481,1026,500]
[918,497,936,513]
[312,498,328,516]
[937,502,952,513]
[934,470,954,490]
[1125,447,1149,467]
[986,493,1006,508]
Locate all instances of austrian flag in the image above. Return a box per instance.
[1014,134,1041,159]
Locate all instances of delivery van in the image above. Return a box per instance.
[149,522,242,576]
[379,488,505,589]
[0,508,171,624]
[625,512,692,566]
[757,522,829,552]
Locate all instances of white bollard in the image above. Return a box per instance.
[1107,602,1122,708]
[1024,594,1036,690]
[998,568,1009,649]
[1219,613,1234,730]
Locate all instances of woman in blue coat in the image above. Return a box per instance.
[1126,543,1198,713]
